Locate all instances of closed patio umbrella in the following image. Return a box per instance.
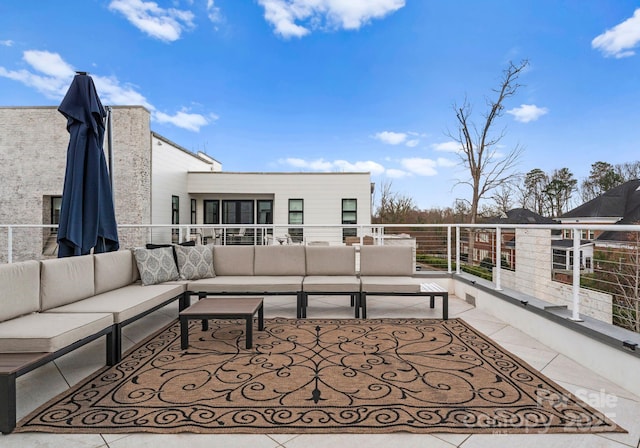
[57,73,119,257]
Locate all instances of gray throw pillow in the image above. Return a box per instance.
[174,245,215,280]
[133,247,180,286]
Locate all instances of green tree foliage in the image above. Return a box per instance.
[581,161,625,202]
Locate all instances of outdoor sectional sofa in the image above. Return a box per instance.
[0,243,448,433]
[0,250,188,434]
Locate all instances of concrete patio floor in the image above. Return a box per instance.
[1,295,638,448]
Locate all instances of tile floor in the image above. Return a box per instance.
[1,295,639,448]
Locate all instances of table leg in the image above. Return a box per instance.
[430,295,435,308]
[245,316,252,349]
[202,319,208,331]
[443,294,449,320]
[180,317,189,349]
[258,303,264,331]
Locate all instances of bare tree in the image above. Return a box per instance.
[491,181,517,216]
[447,60,528,224]
[374,180,417,224]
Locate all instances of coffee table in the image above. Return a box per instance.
[179,297,264,350]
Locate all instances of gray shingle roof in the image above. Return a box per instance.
[562,179,640,220]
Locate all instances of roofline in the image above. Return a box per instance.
[152,132,221,165]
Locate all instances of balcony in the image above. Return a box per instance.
[1,222,640,446]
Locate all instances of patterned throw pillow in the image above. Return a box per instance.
[174,245,215,280]
[133,247,180,286]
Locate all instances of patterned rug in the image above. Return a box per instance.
[16,318,625,434]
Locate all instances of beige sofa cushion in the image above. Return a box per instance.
[254,246,306,276]
[305,246,356,276]
[213,246,254,276]
[40,255,95,311]
[360,276,426,293]
[94,250,135,295]
[46,284,185,324]
[0,260,40,322]
[359,246,414,276]
[0,312,113,353]
[303,276,361,293]
[188,276,303,293]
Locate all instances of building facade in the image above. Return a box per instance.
[0,106,372,262]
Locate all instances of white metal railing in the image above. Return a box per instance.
[3,222,640,333]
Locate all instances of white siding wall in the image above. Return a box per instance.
[188,172,372,243]
[150,136,217,242]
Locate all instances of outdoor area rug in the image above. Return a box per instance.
[16,317,625,434]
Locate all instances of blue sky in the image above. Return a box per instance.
[1,0,640,209]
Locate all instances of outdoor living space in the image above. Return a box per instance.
[2,291,640,448]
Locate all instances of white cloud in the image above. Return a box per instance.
[401,157,438,176]
[0,50,213,132]
[108,0,195,42]
[281,157,334,170]
[436,157,457,168]
[592,8,640,58]
[0,40,14,46]
[154,109,213,132]
[506,104,548,123]
[257,0,405,38]
[0,50,74,99]
[386,168,409,178]
[334,159,385,175]
[280,157,385,175]
[207,0,222,24]
[374,130,423,147]
[431,141,461,152]
[405,139,419,147]
[374,131,407,145]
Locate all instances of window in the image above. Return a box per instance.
[342,199,357,224]
[204,200,219,224]
[51,196,62,227]
[288,199,304,243]
[342,199,357,241]
[171,195,179,243]
[222,200,254,224]
[257,200,273,224]
[190,199,197,225]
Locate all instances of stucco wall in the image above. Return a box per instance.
[0,106,152,261]
[497,228,613,323]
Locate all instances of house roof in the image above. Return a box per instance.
[488,208,557,224]
[562,179,640,220]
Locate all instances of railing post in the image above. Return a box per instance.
[447,225,452,273]
[571,229,582,321]
[455,226,461,274]
[7,226,12,264]
[495,227,502,290]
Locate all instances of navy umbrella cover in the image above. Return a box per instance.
[57,74,119,257]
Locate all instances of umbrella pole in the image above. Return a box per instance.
[106,106,114,193]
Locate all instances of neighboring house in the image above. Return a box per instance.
[560,179,640,240]
[461,208,558,270]
[0,106,372,262]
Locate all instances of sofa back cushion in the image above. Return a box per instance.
[306,246,356,276]
[174,244,215,280]
[40,255,95,311]
[133,247,180,286]
[212,246,254,276]
[359,245,414,276]
[255,245,306,276]
[94,250,135,295]
[0,260,40,322]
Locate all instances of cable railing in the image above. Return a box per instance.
[2,222,640,333]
